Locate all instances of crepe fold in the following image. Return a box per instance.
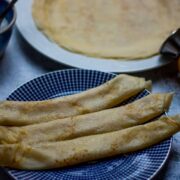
[0,116,179,170]
[0,74,151,126]
[0,93,172,144]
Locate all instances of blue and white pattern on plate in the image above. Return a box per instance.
[5,69,171,180]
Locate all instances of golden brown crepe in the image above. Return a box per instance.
[32,0,180,59]
[0,74,151,126]
[0,93,172,144]
[171,114,180,121]
[0,116,179,170]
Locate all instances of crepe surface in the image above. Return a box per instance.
[32,0,180,59]
[0,93,172,144]
[0,74,150,126]
[0,116,179,170]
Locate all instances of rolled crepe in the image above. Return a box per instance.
[0,74,151,126]
[0,93,173,144]
[0,116,179,170]
[171,114,180,121]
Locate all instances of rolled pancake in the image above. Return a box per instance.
[0,116,179,170]
[0,74,151,126]
[0,93,173,144]
[171,114,180,121]
[32,0,180,59]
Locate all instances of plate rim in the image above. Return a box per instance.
[3,69,172,179]
[15,0,173,73]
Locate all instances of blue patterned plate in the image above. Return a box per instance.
[4,69,171,180]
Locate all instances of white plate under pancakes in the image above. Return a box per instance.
[16,0,172,73]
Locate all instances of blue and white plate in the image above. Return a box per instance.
[4,69,171,180]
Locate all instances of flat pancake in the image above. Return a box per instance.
[32,0,180,59]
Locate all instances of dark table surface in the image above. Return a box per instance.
[0,29,180,180]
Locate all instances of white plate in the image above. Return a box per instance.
[16,0,172,73]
